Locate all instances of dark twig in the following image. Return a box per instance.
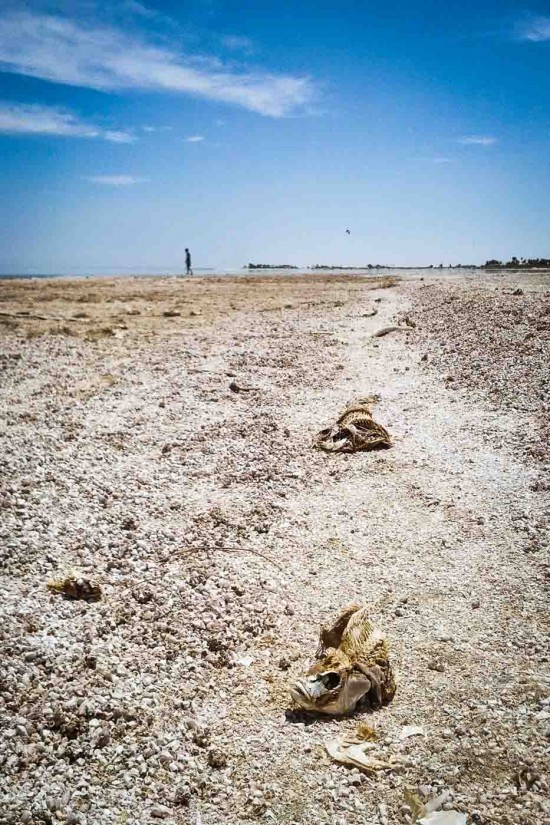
[372,326,412,338]
[177,545,286,573]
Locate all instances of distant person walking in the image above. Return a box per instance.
[185,248,193,276]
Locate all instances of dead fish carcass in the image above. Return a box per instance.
[314,399,391,453]
[290,604,396,715]
[47,572,102,602]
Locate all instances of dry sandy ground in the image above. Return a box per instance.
[0,272,549,825]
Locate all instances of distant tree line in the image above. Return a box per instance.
[310,264,389,270]
[482,257,550,269]
[246,258,550,271]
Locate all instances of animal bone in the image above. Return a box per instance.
[324,738,393,773]
[290,604,396,715]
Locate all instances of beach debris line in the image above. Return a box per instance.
[314,398,391,453]
[289,604,396,715]
[47,572,102,601]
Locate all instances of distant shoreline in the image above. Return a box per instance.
[2,265,550,282]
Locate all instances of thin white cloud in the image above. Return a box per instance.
[0,12,315,118]
[104,129,135,143]
[142,124,172,132]
[220,34,255,54]
[186,135,204,142]
[433,156,453,164]
[123,1,160,19]
[516,16,550,42]
[458,135,497,146]
[86,175,146,185]
[0,101,135,142]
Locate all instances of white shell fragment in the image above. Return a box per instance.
[399,725,425,740]
[419,813,467,825]
[234,655,254,667]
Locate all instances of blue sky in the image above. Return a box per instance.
[1,0,550,272]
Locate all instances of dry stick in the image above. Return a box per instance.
[0,311,57,321]
[177,545,286,573]
[0,312,86,322]
[258,299,345,313]
[372,326,413,338]
[229,381,259,393]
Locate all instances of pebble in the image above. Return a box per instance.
[150,804,171,818]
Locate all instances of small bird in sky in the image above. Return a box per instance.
[345,229,351,234]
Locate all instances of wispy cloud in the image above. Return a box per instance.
[0,101,135,142]
[186,135,204,142]
[142,124,173,132]
[104,130,135,143]
[433,156,454,164]
[123,1,162,19]
[86,175,146,185]
[220,34,255,54]
[0,12,315,117]
[516,16,550,42]
[457,135,497,146]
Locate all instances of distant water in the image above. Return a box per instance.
[1,267,547,282]
[0,267,218,280]
[0,266,479,281]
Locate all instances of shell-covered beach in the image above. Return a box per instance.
[1,271,549,825]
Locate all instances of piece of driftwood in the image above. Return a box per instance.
[229,381,259,393]
[372,326,412,338]
[0,311,64,321]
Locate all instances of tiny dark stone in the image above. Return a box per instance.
[207,748,227,769]
[207,637,225,652]
[174,787,191,807]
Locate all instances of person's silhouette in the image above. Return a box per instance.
[185,248,192,275]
